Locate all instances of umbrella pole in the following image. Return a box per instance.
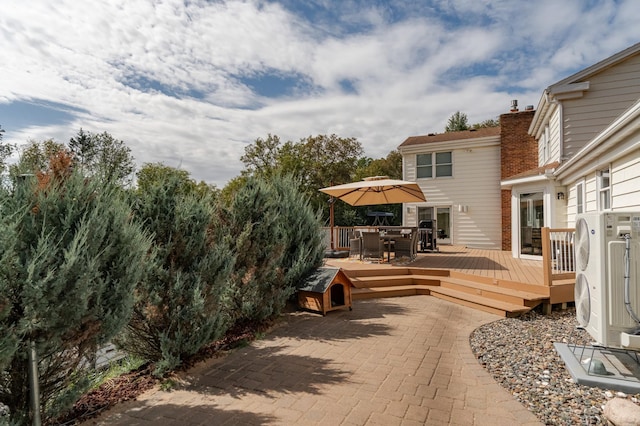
[329,197,335,250]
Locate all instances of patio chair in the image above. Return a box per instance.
[394,231,419,261]
[409,230,419,259]
[394,235,412,260]
[349,232,362,259]
[361,232,385,262]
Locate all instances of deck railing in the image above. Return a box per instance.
[541,227,576,286]
[322,226,379,250]
[322,226,417,250]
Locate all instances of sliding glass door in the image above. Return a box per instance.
[519,192,544,256]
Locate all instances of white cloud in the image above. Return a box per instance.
[1,0,639,186]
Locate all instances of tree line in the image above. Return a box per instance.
[0,109,497,423]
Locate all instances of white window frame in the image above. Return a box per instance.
[597,167,611,211]
[576,181,585,214]
[416,151,452,179]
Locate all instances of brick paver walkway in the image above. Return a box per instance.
[85,296,541,425]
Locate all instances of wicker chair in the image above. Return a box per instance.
[349,232,362,259]
[395,231,419,260]
[361,232,385,262]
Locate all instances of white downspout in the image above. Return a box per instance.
[545,91,564,163]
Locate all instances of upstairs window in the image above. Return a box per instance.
[416,152,452,178]
[435,152,452,177]
[416,154,432,178]
[598,168,611,210]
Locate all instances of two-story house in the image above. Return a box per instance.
[401,42,640,259]
[398,107,538,250]
[502,41,640,259]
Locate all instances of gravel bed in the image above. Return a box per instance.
[470,308,640,425]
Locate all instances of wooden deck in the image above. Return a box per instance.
[324,245,574,317]
[326,245,544,285]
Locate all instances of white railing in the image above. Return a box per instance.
[542,227,576,286]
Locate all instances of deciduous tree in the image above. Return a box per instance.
[68,129,135,185]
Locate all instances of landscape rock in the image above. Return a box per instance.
[604,397,640,426]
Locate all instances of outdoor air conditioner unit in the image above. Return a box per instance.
[574,212,640,349]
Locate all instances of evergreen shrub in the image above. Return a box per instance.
[118,175,233,376]
[0,169,152,423]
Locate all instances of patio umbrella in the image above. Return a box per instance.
[320,176,426,250]
[319,176,426,206]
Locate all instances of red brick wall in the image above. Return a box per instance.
[500,110,537,250]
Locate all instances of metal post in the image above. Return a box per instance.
[28,341,41,426]
[329,197,335,250]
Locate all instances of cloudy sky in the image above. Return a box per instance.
[1,0,639,187]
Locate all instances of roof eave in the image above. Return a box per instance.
[399,135,500,154]
[500,173,553,190]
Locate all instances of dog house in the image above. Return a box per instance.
[297,267,353,316]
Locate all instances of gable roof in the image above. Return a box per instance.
[550,42,640,89]
[530,42,640,136]
[398,127,501,148]
[297,267,353,293]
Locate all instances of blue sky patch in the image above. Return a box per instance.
[0,99,82,133]
[241,71,312,98]
[120,74,206,100]
[339,79,358,94]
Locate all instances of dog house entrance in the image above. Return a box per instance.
[331,284,345,307]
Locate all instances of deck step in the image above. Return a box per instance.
[428,287,531,317]
[352,285,432,299]
[439,277,547,307]
[341,263,550,317]
[350,274,441,288]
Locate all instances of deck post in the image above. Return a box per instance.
[541,227,552,287]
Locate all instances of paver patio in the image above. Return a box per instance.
[84,296,541,425]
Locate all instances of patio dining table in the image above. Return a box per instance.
[379,234,396,262]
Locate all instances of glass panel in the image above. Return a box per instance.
[601,190,611,210]
[577,183,583,214]
[435,152,451,163]
[417,207,433,221]
[436,207,450,243]
[520,192,544,256]
[598,168,611,210]
[436,164,452,177]
[416,154,432,179]
[435,152,452,177]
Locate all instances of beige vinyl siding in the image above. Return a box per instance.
[584,176,598,213]
[562,151,640,227]
[541,108,562,165]
[403,155,417,181]
[567,184,578,227]
[548,109,562,162]
[406,145,501,249]
[562,53,640,159]
[612,151,640,209]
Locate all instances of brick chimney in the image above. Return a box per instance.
[499,108,537,251]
